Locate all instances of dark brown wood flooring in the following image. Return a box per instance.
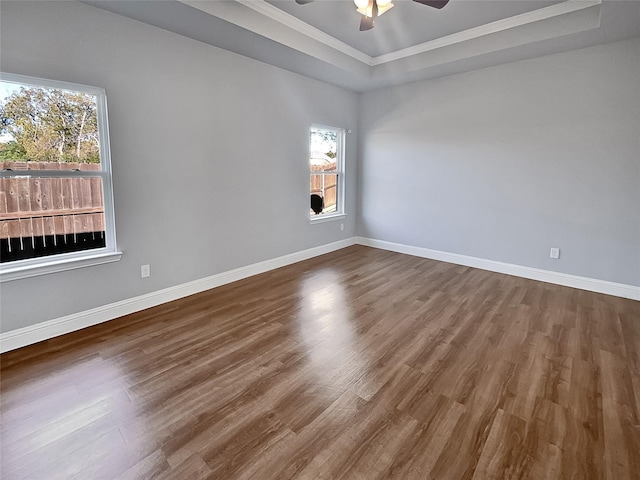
[1,245,639,479]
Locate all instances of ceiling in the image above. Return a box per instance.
[85,0,640,91]
[264,0,565,57]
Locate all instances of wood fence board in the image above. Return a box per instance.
[90,178,103,207]
[63,216,73,238]
[30,178,43,213]
[43,216,56,237]
[6,178,20,214]
[51,178,64,210]
[19,219,32,243]
[74,214,87,234]
[32,216,44,237]
[5,179,17,213]
[69,178,81,211]
[0,188,8,239]
[41,178,53,211]
[17,178,29,212]
[0,218,8,240]
[80,178,92,209]
[0,184,7,214]
[6,219,20,239]
[91,213,105,232]
[61,177,72,210]
[54,216,65,237]
[81,211,93,233]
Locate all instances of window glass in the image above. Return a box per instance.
[0,74,117,275]
[310,126,344,217]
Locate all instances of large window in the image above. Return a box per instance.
[0,73,119,280]
[309,125,345,219]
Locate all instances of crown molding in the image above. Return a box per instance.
[371,0,602,65]
[179,0,372,73]
[180,0,601,69]
[83,0,633,91]
[235,0,372,64]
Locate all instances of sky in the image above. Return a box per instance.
[0,81,20,101]
[0,81,21,143]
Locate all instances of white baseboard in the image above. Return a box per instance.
[3,236,637,353]
[0,238,356,353]
[356,237,640,302]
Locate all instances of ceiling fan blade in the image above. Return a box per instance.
[359,15,374,31]
[295,0,314,4]
[413,0,449,9]
[359,0,377,31]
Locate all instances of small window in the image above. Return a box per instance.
[309,125,345,218]
[0,73,119,280]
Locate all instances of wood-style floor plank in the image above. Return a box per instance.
[1,245,639,479]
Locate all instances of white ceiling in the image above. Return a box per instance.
[85,0,640,91]
[264,0,566,57]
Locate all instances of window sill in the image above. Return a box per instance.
[310,213,346,224]
[0,250,123,282]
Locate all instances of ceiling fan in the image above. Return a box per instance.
[294,0,450,31]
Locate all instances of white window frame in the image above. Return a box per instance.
[309,124,346,223]
[0,72,121,282]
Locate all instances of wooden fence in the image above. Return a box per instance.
[0,162,105,260]
[310,164,337,211]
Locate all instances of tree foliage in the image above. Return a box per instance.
[0,141,26,160]
[311,127,337,159]
[0,86,100,163]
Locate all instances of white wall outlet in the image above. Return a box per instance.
[340,223,344,231]
[141,264,151,278]
[550,248,560,259]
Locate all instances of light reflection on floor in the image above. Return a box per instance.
[296,268,369,389]
[1,356,141,478]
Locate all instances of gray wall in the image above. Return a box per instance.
[358,38,640,286]
[1,2,638,335]
[0,1,358,332]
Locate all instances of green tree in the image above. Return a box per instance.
[0,86,100,163]
[0,140,27,160]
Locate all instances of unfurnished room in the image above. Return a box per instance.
[0,0,639,479]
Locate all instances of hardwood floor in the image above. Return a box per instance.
[1,245,639,479]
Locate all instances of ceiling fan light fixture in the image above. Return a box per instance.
[300,0,448,32]
[355,0,394,18]
[377,1,394,16]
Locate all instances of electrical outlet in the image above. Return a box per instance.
[141,264,150,278]
[340,223,344,231]
[550,248,560,259]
